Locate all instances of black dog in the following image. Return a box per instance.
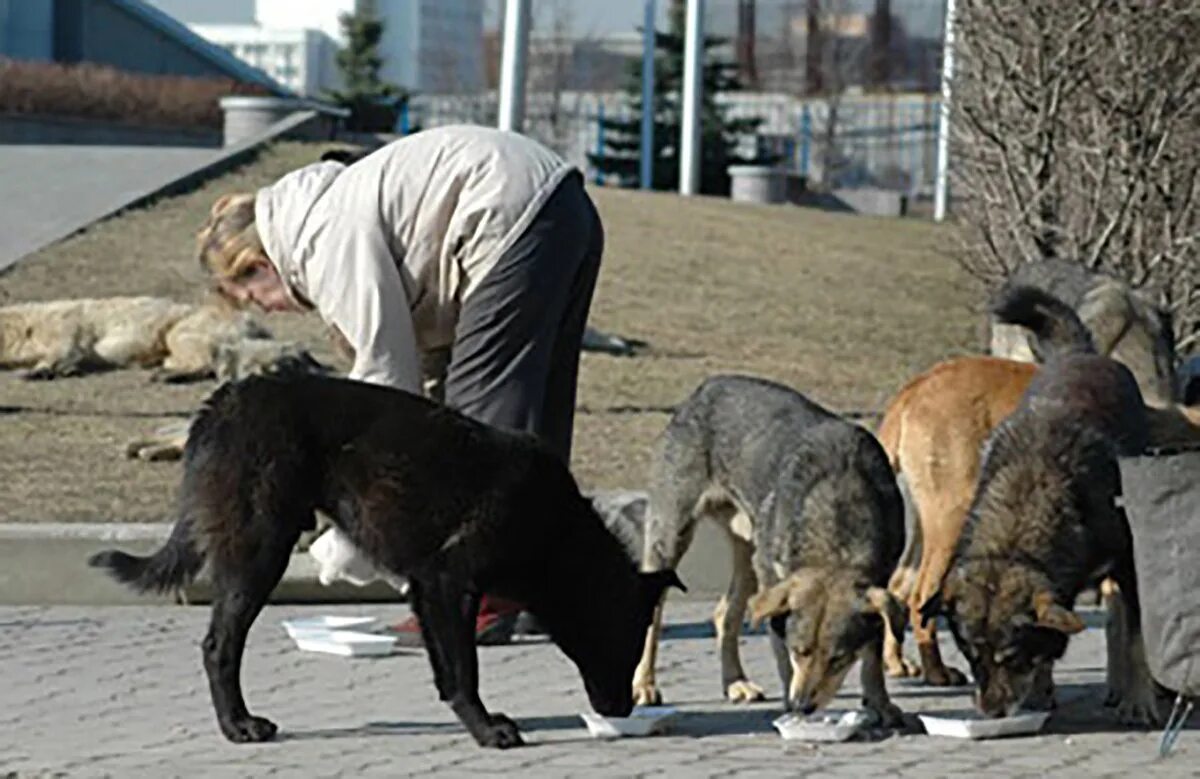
[90,374,683,748]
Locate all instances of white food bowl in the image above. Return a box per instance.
[919,710,1050,740]
[282,615,380,639]
[291,630,397,657]
[773,710,870,742]
[579,706,678,738]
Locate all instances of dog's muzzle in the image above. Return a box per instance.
[789,696,818,715]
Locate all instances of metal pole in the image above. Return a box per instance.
[933,0,956,222]
[679,0,705,196]
[596,103,606,186]
[639,0,657,190]
[497,0,531,133]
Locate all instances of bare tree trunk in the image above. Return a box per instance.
[868,0,891,89]
[737,0,759,89]
[805,0,823,95]
[951,0,1200,349]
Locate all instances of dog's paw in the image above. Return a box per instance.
[125,439,185,462]
[1115,689,1161,728]
[885,656,922,678]
[632,681,663,706]
[220,714,278,743]
[725,678,766,703]
[863,700,905,729]
[923,665,969,687]
[1025,690,1057,712]
[21,366,59,381]
[478,713,524,749]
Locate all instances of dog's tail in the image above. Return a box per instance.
[88,511,205,594]
[990,283,1095,361]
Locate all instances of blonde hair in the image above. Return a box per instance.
[196,193,264,282]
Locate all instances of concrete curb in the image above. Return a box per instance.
[0,522,399,606]
[0,491,735,605]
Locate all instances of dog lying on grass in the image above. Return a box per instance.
[921,285,1161,725]
[633,375,906,726]
[89,373,683,748]
[0,295,323,382]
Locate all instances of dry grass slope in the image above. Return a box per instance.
[0,142,981,522]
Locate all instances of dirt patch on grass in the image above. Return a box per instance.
[0,141,984,521]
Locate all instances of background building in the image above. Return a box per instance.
[0,0,284,90]
[147,0,485,96]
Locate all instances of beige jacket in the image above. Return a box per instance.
[255,125,573,392]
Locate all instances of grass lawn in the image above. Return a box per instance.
[0,141,985,522]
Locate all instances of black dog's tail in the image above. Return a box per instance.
[991,283,1095,361]
[88,511,205,594]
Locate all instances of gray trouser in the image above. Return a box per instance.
[442,171,604,464]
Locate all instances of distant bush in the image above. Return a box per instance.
[0,58,270,129]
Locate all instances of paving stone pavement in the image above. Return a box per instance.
[0,601,1195,778]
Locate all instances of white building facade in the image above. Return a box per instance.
[185,0,483,96]
[190,24,336,95]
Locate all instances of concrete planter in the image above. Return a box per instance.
[219,96,304,147]
[728,164,788,205]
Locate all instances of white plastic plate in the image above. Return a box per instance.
[919,710,1050,740]
[282,615,379,639]
[580,706,678,738]
[292,630,397,657]
[773,710,870,742]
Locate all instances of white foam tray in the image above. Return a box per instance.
[773,710,870,742]
[580,706,678,738]
[282,615,380,640]
[292,629,397,657]
[919,710,1050,740]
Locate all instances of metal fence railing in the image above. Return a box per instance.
[408,89,940,194]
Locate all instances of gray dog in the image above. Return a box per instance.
[989,260,1176,406]
[633,375,907,725]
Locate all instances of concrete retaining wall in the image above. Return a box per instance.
[0,113,221,147]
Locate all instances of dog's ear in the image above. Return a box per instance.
[863,586,908,645]
[637,570,686,611]
[209,193,241,219]
[918,569,959,628]
[918,590,944,629]
[748,582,791,629]
[749,572,819,629]
[1032,591,1086,635]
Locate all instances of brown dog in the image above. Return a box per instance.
[878,357,1034,685]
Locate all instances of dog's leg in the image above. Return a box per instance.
[885,479,921,678]
[1026,662,1057,711]
[407,579,456,701]
[155,335,217,383]
[767,618,792,704]
[1110,567,1160,726]
[22,344,90,380]
[632,601,666,706]
[92,331,152,369]
[1101,577,1128,707]
[715,526,764,703]
[632,484,699,706]
[859,634,904,728]
[419,574,522,748]
[908,489,970,687]
[202,538,295,743]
